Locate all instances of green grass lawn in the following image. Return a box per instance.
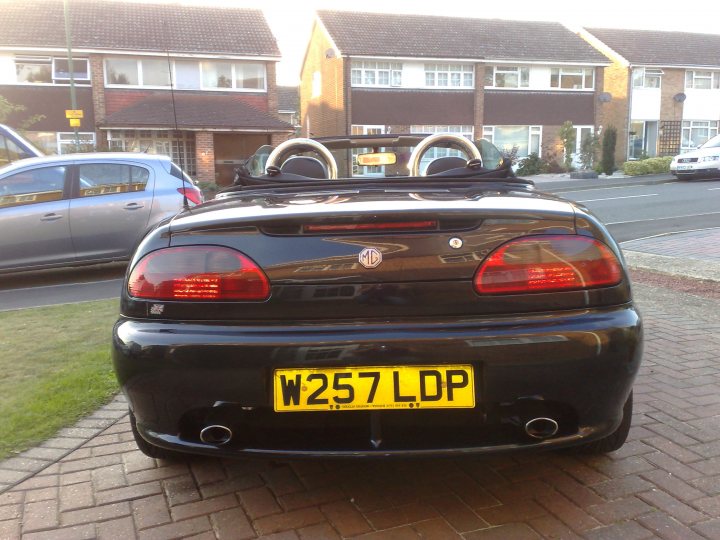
[0,299,120,460]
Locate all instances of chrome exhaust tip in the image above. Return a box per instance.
[199,425,232,445]
[525,417,559,440]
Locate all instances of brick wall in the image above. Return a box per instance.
[195,131,215,184]
[90,55,106,145]
[266,62,279,118]
[300,20,346,137]
[660,68,685,122]
[597,62,630,164]
[270,132,292,146]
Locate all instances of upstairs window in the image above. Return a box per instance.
[425,64,473,88]
[484,66,529,89]
[106,58,140,85]
[632,68,662,89]
[141,59,171,87]
[351,61,402,87]
[551,67,595,89]
[15,56,52,83]
[685,70,720,90]
[52,58,90,82]
[105,58,265,90]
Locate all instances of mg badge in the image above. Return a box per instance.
[359,247,382,269]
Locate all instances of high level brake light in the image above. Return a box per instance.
[303,220,437,233]
[128,246,270,301]
[473,235,622,294]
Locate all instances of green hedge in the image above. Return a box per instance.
[622,156,672,176]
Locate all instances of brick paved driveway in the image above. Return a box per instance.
[2,281,720,539]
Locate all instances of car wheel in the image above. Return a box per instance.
[577,391,633,454]
[129,410,186,461]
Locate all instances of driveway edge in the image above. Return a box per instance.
[0,394,127,495]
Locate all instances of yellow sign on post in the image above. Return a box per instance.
[65,110,84,119]
[69,118,81,127]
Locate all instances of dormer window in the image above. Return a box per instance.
[632,68,662,89]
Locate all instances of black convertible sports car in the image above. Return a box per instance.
[113,133,642,459]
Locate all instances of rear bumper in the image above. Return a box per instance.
[113,305,642,458]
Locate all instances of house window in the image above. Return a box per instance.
[681,120,718,151]
[57,132,96,154]
[106,130,196,177]
[105,58,140,85]
[53,58,90,81]
[174,60,201,90]
[350,61,402,87]
[201,61,266,90]
[551,67,595,89]
[632,68,662,89]
[236,63,264,89]
[141,59,171,87]
[202,62,232,88]
[15,56,52,83]
[483,125,541,158]
[485,66,529,89]
[424,64,473,88]
[14,56,90,84]
[685,70,720,90]
[105,58,265,90]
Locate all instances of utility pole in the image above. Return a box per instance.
[63,0,79,148]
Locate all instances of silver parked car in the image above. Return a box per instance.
[0,153,202,272]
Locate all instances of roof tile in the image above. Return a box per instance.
[318,11,608,64]
[585,28,720,67]
[0,0,280,57]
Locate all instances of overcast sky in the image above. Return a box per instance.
[128,0,720,85]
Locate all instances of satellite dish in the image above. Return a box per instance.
[673,93,686,102]
[598,92,612,103]
[325,49,336,59]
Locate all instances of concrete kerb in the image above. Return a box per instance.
[624,250,720,283]
[530,173,676,193]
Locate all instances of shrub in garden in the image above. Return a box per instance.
[601,126,617,175]
[622,156,672,176]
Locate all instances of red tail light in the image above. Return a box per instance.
[473,235,622,294]
[177,187,204,205]
[128,246,270,301]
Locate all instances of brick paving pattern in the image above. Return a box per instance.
[623,229,720,263]
[2,285,720,538]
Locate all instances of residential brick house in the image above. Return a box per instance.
[0,0,293,186]
[582,28,720,162]
[301,11,610,169]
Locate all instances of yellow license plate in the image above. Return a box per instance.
[273,365,475,412]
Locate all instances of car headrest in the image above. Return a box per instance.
[279,156,329,179]
[425,156,468,176]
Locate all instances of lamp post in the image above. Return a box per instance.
[63,0,79,149]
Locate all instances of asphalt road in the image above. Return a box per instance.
[550,177,720,242]
[1,176,718,310]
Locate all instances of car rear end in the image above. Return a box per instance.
[113,186,642,458]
